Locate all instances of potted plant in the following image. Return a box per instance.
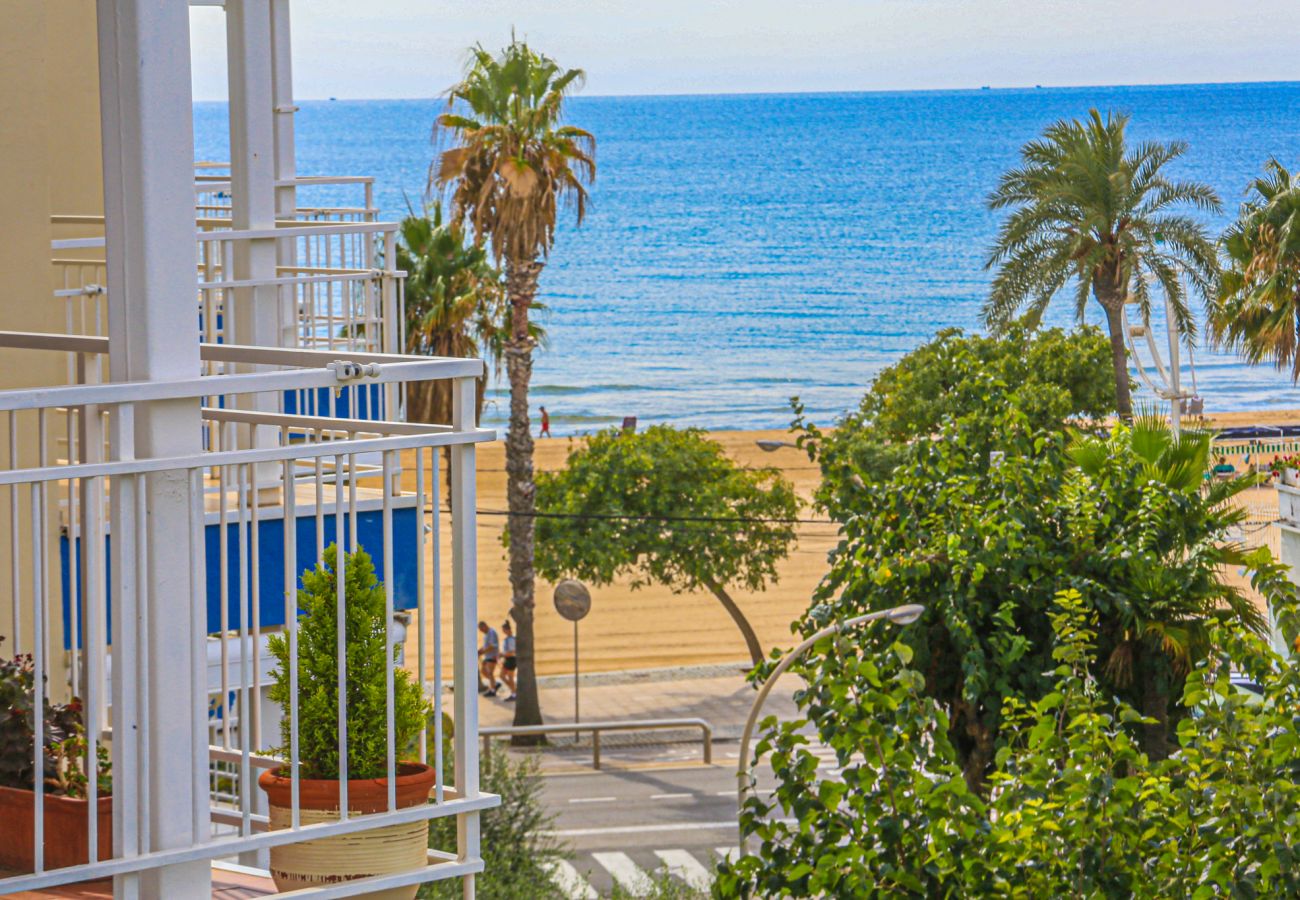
[1279,453,1300,487]
[259,544,432,898]
[0,642,112,872]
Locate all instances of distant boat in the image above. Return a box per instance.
[329,96,337,102]
[980,85,991,91]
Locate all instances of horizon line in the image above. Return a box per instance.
[192,77,1300,105]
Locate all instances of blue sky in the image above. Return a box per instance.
[190,0,1298,101]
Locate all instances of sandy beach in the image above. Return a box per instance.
[392,408,1300,681]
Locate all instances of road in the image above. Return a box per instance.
[538,745,836,897]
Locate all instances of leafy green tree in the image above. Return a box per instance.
[983,109,1221,418]
[721,584,1300,899]
[436,38,596,730]
[1210,158,1300,380]
[1063,414,1267,757]
[798,393,1268,786]
[794,323,1114,517]
[533,426,799,665]
[267,545,426,780]
[809,400,1069,791]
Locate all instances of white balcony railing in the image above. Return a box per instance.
[0,336,494,896]
[51,211,409,422]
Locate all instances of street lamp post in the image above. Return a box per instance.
[735,603,925,851]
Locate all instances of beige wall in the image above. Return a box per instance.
[1,1,103,693]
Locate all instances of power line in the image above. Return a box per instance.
[422,504,836,527]
[473,508,837,526]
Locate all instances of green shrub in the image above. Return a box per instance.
[420,743,567,899]
[267,544,427,780]
[608,869,710,899]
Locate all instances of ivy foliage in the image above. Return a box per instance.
[719,588,1300,898]
[794,322,1114,516]
[267,544,427,780]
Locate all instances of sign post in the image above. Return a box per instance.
[553,579,592,743]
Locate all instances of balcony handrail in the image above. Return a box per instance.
[0,330,109,355]
[8,791,498,895]
[197,269,398,291]
[51,236,106,251]
[0,365,480,421]
[0,425,491,488]
[203,406,452,436]
[284,175,375,187]
[50,219,398,252]
[480,718,715,771]
[195,220,398,241]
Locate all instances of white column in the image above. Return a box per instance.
[227,0,281,446]
[270,0,297,222]
[451,376,480,900]
[96,2,208,897]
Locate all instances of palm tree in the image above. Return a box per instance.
[397,206,503,425]
[1066,413,1265,758]
[434,39,595,731]
[984,110,1221,419]
[1209,159,1300,379]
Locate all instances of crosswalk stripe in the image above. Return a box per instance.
[544,859,597,899]
[655,849,714,890]
[593,851,652,893]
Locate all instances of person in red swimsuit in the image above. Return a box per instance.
[539,405,551,438]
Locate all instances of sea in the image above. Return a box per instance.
[194,82,1300,435]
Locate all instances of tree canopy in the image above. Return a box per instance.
[796,398,1269,789]
[434,38,595,266]
[795,323,1114,518]
[533,425,798,665]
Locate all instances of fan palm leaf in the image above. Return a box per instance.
[985,110,1222,418]
[1210,159,1300,381]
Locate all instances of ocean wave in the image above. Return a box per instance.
[487,383,671,397]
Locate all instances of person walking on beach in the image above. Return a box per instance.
[539,405,551,438]
[500,620,518,701]
[478,621,501,696]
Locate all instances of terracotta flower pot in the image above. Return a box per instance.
[258,762,435,900]
[0,784,112,872]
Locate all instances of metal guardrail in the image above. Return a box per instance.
[480,718,714,771]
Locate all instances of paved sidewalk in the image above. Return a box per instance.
[469,662,806,768]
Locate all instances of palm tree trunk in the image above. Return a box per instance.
[1097,287,1134,420]
[504,257,545,737]
[1139,651,1170,761]
[703,578,764,666]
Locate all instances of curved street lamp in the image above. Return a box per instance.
[735,603,925,851]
